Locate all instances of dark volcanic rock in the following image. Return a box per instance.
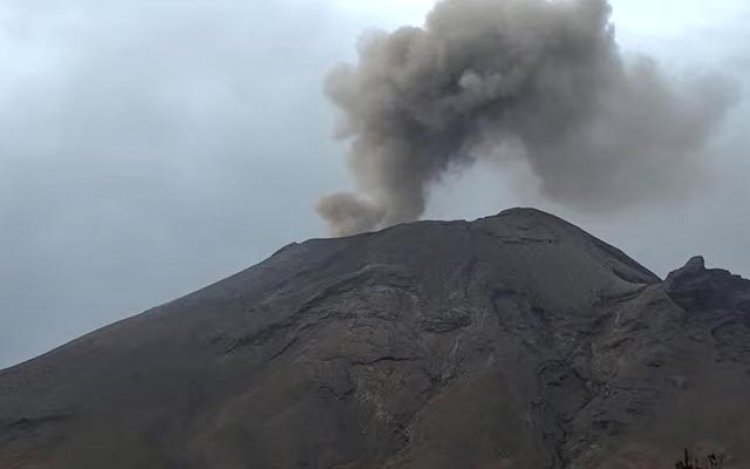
[1,208,749,468]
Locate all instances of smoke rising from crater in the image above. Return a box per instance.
[317,0,735,236]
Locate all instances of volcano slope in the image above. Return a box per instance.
[2,208,750,469]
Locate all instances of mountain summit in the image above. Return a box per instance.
[2,209,749,468]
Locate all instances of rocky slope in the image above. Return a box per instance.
[1,208,749,468]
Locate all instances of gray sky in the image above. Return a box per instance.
[0,0,748,369]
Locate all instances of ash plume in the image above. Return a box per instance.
[317,0,735,236]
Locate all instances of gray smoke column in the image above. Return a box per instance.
[318,0,735,236]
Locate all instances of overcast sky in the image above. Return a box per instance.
[0,0,748,369]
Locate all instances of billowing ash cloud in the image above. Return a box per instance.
[317,0,736,236]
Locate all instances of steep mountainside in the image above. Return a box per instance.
[1,208,749,468]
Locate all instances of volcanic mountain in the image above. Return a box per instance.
[2,208,750,468]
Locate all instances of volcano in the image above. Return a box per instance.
[2,208,750,468]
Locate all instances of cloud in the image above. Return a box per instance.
[318,0,737,236]
[0,0,352,368]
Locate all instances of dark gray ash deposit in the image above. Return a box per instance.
[2,209,750,468]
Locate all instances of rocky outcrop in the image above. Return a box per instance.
[1,208,748,468]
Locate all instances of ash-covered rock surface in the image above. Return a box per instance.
[1,208,749,468]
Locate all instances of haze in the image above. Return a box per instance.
[0,0,748,369]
